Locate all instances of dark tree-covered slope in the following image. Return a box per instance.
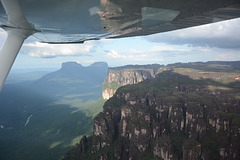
[63,68,240,160]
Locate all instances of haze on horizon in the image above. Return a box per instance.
[0,18,240,70]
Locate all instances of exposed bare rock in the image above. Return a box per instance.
[102,64,162,100]
[63,70,240,160]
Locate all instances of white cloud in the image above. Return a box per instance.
[146,18,240,49]
[215,52,240,61]
[106,50,128,59]
[83,60,95,63]
[168,18,239,39]
[105,49,163,63]
[128,49,145,54]
[128,44,195,56]
[188,19,240,38]
[23,41,94,58]
[150,45,178,52]
[127,45,177,55]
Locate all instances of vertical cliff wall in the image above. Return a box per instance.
[102,64,162,99]
[102,61,240,100]
[64,70,240,160]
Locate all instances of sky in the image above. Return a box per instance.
[0,18,240,70]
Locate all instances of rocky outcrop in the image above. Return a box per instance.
[102,61,240,100]
[63,71,240,160]
[102,64,162,99]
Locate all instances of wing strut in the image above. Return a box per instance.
[0,0,37,90]
[0,29,28,90]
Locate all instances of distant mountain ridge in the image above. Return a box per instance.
[31,61,108,100]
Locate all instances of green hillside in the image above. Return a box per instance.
[0,62,108,160]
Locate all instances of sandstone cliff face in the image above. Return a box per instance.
[64,71,240,160]
[102,64,162,99]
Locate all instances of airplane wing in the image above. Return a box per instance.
[109,2,240,38]
[1,0,33,29]
[0,0,240,90]
[1,0,239,44]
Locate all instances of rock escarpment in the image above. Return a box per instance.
[102,61,240,100]
[63,71,240,160]
[102,64,162,99]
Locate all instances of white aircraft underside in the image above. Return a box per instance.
[0,0,240,90]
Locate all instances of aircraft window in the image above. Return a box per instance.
[0,0,240,160]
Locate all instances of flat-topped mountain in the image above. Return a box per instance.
[102,61,240,100]
[31,62,108,99]
[63,61,240,160]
